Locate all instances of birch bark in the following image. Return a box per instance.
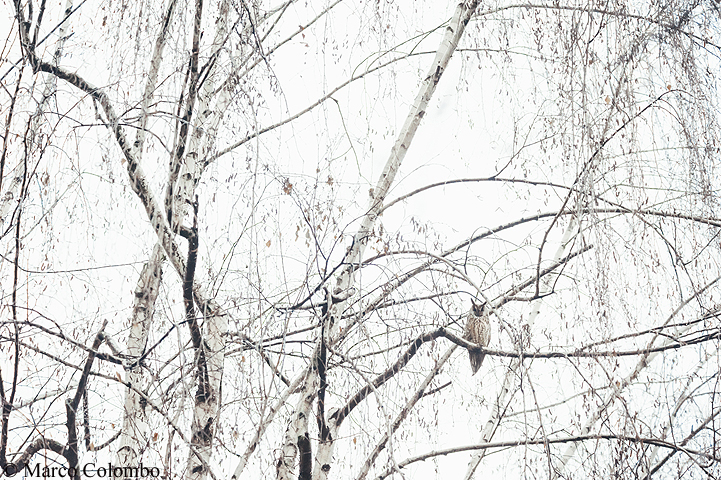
[116,244,164,474]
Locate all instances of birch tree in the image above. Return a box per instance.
[2,1,721,479]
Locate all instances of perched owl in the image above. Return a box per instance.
[464,302,491,375]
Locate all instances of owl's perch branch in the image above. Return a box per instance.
[331,330,442,426]
[440,328,719,359]
[329,309,716,435]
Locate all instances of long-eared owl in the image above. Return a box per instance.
[464,301,491,375]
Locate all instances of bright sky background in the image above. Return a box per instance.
[2,0,721,478]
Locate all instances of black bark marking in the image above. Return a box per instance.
[297,434,312,480]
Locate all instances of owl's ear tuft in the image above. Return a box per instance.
[471,300,485,316]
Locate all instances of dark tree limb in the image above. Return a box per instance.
[331,329,444,427]
[297,433,312,480]
[316,288,331,443]
[65,320,107,479]
[182,196,210,403]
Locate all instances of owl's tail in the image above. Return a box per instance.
[468,351,485,375]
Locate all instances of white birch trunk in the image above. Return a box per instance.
[181,3,230,479]
[0,0,72,226]
[116,243,164,474]
[312,3,481,478]
[134,0,178,159]
[276,372,317,480]
[116,0,176,470]
[330,0,481,312]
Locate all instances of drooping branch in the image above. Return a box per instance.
[477,3,718,50]
[353,346,457,480]
[533,91,673,298]
[550,274,721,478]
[464,218,580,479]
[374,433,719,480]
